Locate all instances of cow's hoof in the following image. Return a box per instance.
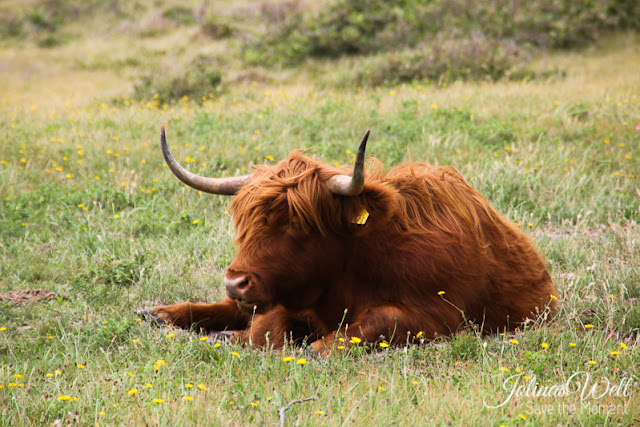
[207,330,234,343]
[136,308,166,326]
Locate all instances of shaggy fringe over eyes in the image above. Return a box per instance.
[230,151,346,244]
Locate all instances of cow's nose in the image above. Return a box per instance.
[225,275,249,299]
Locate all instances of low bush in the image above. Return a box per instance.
[132,56,222,104]
[244,0,640,84]
[351,32,522,86]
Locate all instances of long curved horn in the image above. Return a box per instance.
[160,124,252,195]
[324,129,369,197]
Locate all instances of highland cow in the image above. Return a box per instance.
[146,125,556,354]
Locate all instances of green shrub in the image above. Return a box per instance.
[132,56,222,104]
[201,16,235,39]
[162,6,195,25]
[0,18,25,39]
[244,0,640,68]
[352,32,522,86]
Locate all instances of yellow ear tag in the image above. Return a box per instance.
[353,208,369,225]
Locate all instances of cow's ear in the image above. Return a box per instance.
[343,181,399,233]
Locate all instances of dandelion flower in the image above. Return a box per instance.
[500,367,510,372]
[54,369,62,376]
[193,220,200,225]
[199,336,208,342]
[509,339,519,345]
[519,413,527,420]
[569,342,576,347]
[610,351,620,356]
[46,373,54,378]
[251,401,259,407]
[378,386,385,391]
[128,388,138,396]
[437,291,445,295]
[14,374,22,379]
[412,381,419,385]
[540,343,549,349]
[316,410,325,415]
[77,364,85,369]
[197,384,208,391]
[584,324,594,329]
[214,342,221,348]
[337,345,345,350]
[146,383,152,388]
[379,342,389,348]
[0,327,6,331]
[282,356,294,362]
[297,358,307,365]
[184,396,193,402]
[416,331,424,338]
[8,383,17,387]
[57,395,72,401]
[349,337,362,344]
[152,399,163,404]
[231,351,240,358]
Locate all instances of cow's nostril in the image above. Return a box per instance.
[224,275,250,299]
[236,277,249,290]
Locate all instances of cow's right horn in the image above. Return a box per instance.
[160,124,252,195]
[324,129,369,197]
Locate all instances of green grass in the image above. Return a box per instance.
[1,2,640,425]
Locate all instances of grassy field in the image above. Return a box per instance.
[1,2,639,425]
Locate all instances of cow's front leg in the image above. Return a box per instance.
[145,298,250,333]
[235,305,295,348]
[310,304,457,355]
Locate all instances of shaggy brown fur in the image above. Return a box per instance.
[151,151,556,354]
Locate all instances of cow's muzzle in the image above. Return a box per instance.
[225,274,249,299]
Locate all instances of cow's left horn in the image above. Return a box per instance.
[160,124,253,195]
[324,129,369,197]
